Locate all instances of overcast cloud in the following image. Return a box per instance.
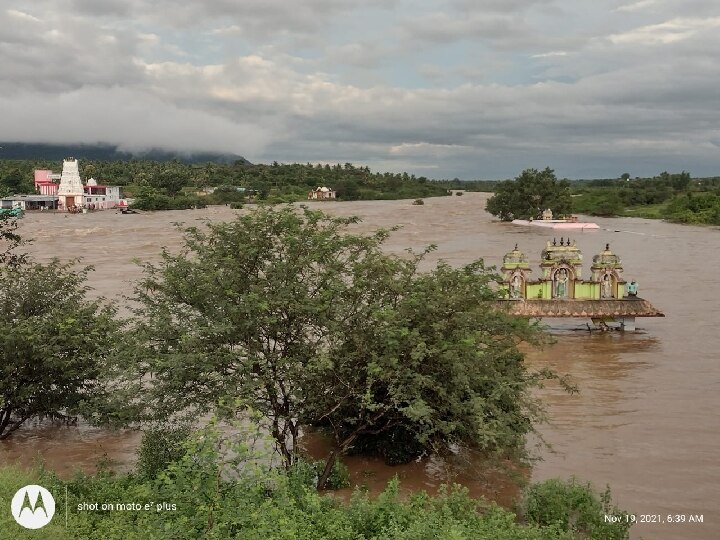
[1,0,718,178]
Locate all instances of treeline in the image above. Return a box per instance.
[571,172,720,224]
[0,159,479,203]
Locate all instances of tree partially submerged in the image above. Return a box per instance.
[308,256,556,488]
[0,215,120,439]
[117,206,562,488]
[486,168,572,221]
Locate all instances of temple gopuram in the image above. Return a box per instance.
[500,238,664,331]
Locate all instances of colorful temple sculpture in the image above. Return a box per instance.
[500,238,663,331]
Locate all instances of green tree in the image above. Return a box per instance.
[1,168,26,194]
[149,168,187,196]
[486,168,572,221]
[113,206,562,491]
[0,217,120,439]
[114,207,384,468]
[590,191,624,216]
[307,255,556,488]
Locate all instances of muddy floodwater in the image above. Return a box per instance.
[2,193,719,539]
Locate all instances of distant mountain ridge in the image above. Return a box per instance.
[0,142,251,164]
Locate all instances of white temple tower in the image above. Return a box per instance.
[57,157,84,210]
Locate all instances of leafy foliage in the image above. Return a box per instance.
[0,158,459,202]
[306,255,557,487]
[114,206,388,470]
[1,424,633,539]
[130,186,207,210]
[136,424,192,479]
[0,217,121,439]
[571,171,720,223]
[486,168,572,221]
[520,478,631,540]
[110,205,561,490]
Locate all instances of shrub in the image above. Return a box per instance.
[412,199,425,205]
[136,424,192,479]
[130,187,207,211]
[520,478,632,540]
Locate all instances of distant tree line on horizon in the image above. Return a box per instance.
[571,171,720,225]
[4,157,719,224]
[0,159,499,207]
[486,167,720,226]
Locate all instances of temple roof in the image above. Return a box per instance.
[541,238,582,264]
[502,244,530,268]
[499,298,664,318]
[592,243,622,268]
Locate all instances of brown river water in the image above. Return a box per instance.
[2,193,718,539]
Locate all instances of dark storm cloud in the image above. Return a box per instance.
[0,1,719,178]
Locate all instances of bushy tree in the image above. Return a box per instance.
[486,168,573,221]
[307,255,556,488]
[149,168,188,196]
[0,216,120,439]
[113,206,561,489]
[114,206,383,468]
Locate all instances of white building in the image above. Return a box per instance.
[54,158,122,211]
[83,177,121,209]
[57,158,85,211]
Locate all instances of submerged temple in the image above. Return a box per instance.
[500,239,664,330]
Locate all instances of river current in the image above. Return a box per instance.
[2,193,718,539]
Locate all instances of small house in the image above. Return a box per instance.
[308,186,336,200]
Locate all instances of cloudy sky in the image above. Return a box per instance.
[1,0,719,179]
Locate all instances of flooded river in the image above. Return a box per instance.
[2,193,718,539]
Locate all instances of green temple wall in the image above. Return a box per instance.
[574,282,597,300]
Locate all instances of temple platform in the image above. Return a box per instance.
[511,219,599,230]
[499,297,664,319]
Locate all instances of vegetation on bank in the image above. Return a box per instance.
[486,168,572,221]
[571,173,720,225]
[485,167,720,226]
[0,421,632,539]
[97,206,570,489]
[0,203,636,537]
[0,159,470,206]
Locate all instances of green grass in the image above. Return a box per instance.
[0,466,73,540]
[618,203,669,219]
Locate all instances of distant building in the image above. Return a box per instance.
[35,158,122,211]
[83,177,121,209]
[1,195,58,211]
[34,169,61,195]
[56,158,85,210]
[308,186,336,200]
